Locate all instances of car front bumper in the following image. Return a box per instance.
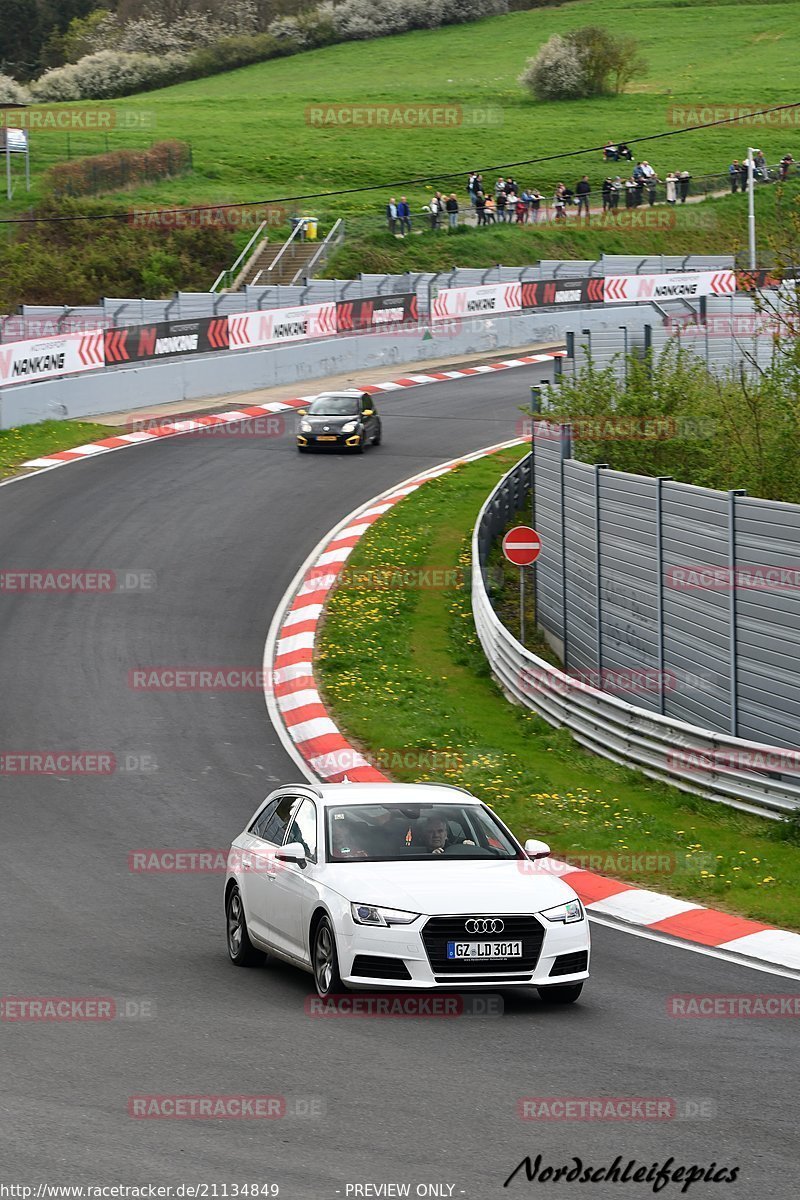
[337,913,590,990]
[297,432,361,448]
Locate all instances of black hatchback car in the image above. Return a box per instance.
[297,391,382,453]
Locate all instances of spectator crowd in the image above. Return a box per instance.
[383,143,796,234]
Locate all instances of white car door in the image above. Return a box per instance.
[268,797,321,962]
[241,794,302,946]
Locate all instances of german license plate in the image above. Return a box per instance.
[446,940,523,960]
[317,435,337,442]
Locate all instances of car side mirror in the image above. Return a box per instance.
[276,841,307,866]
[524,838,551,860]
[362,409,375,417]
[297,408,307,417]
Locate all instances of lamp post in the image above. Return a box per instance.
[747,146,757,270]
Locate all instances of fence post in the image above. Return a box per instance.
[565,330,575,378]
[594,463,609,682]
[560,423,572,664]
[727,489,747,735]
[619,325,629,384]
[655,476,673,714]
[530,386,542,631]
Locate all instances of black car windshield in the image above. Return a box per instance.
[325,802,521,861]
[309,396,360,416]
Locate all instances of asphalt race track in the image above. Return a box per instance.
[1,366,798,1197]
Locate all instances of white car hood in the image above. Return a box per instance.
[321,858,579,915]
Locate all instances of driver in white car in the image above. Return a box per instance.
[418,815,475,855]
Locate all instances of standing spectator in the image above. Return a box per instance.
[729,161,740,193]
[678,170,691,203]
[666,171,678,204]
[780,153,794,181]
[484,194,496,223]
[754,149,767,180]
[553,186,566,221]
[610,176,621,210]
[397,196,411,234]
[468,172,478,207]
[475,189,486,225]
[646,174,658,206]
[625,177,637,208]
[505,177,518,196]
[496,188,507,222]
[445,193,459,229]
[386,197,398,233]
[602,177,613,211]
[515,195,527,223]
[528,188,543,222]
[495,176,506,197]
[739,159,751,191]
[428,193,440,230]
[575,174,591,217]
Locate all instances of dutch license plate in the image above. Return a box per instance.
[446,940,523,960]
[317,436,337,442]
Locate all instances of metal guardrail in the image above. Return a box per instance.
[471,455,800,821]
[210,221,269,293]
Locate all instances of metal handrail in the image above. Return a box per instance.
[251,218,308,288]
[296,218,344,284]
[210,221,268,293]
[471,455,800,821]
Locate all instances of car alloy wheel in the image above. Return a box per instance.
[313,916,345,997]
[226,884,264,967]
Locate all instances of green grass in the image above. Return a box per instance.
[3,0,798,231]
[316,447,800,930]
[0,419,121,478]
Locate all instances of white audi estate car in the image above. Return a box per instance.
[224,783,590,1003]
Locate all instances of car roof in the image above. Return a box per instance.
[312,390,364,399]
[312,783,478,807]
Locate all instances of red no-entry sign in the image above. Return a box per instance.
[502,526,542,567]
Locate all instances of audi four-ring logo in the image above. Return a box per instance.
[465,918,504,934]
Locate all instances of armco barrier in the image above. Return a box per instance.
[472,455,800,820]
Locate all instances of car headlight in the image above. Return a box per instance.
[541,899,584,923]
[341,420,358,433]
[351,903,419,927]
[300,421,312,434]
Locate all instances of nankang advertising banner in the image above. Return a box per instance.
[0,329,104,387]
[336,293,417,331]
[228,303,337,349]
[521,278,605,308]
[604,270,736,304]
[104,317,229,364]
[430,282,522,322]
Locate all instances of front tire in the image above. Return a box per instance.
[537,982,583,1005]
[226,884,265,967]
[353,434,366,455]
[312,916,346,997]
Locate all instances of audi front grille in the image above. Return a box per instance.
[421,915,545,975]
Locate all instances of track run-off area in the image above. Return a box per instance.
[1,363,798,1196]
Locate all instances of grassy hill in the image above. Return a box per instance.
[1,0,798,302]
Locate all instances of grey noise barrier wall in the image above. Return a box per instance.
[472,451,800,820]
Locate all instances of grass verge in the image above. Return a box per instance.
[316,446,800,930]
[0,419,122,479]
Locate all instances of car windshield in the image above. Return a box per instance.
[325,802,521,862]
[309,396,360,416]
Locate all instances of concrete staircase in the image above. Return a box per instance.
[241,238,320,288]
